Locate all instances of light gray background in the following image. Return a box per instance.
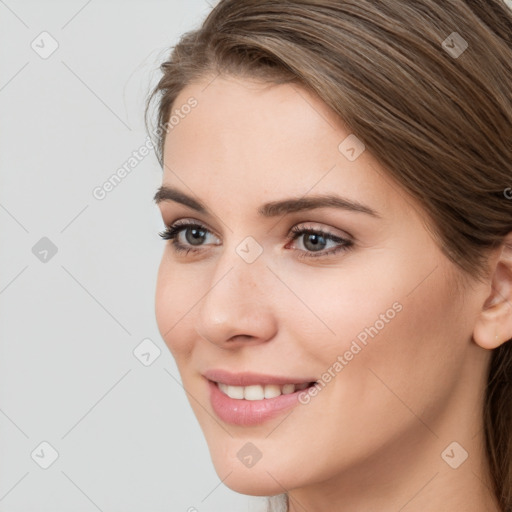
[4,1,512,511]
[0,1,266,510]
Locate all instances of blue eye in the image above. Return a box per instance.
[287,225,353,259]
[158,221,219,256]
[158,221,353,259]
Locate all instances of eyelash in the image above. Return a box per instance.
[158,220,353,259]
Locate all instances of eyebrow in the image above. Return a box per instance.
[153,185,380,218]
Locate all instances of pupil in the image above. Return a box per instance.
[186,227,206,245]
[304,233,326,251]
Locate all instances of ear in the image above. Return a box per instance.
[473,232,512,350]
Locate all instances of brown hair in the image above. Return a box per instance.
[146,1,512,510]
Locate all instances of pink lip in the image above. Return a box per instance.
[203,369,315,386]
[206,379,315,427]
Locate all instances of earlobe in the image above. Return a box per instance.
[473,304,511,350]
[472,234,512,350]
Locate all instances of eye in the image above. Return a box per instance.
[286,225,353,259]
[158,220,353,259]
[158,220,220,255]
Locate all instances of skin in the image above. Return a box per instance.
[154,75,512,512]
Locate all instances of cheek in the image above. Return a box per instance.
[274,259,405,357]
[155,255,199,359]
[321,263,465,435]
[283,251,465,411]
[260,262,463,478]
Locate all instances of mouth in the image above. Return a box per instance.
[205,374,318,426]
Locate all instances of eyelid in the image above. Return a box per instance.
[163,217,221,240]
[162,217,352,241]
[288,222,353,242]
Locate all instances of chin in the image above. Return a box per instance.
[216,467,287,497]
[206,443,298,496]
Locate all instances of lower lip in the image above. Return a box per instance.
[208,380,309,426]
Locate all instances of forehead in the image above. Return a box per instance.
[162,76,415,221]
[165,75,343,167]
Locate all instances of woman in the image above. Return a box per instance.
[147,1,512,510]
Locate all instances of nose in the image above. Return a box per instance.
[194,243,278,349]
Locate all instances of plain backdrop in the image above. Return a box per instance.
[0,1,266,511]
[4,1,512,511]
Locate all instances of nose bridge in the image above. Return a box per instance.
[195,235,277,345]
[210,232,269,301]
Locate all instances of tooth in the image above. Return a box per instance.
[282,384,296,394]
[226,385,244,399]
[264,384,282,399]
[217,381,307,399]
[244,384,265,400]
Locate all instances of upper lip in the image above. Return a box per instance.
[203,369,316,387]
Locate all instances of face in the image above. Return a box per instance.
[154,75,488,497]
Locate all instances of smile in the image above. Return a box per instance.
[216,381,312,400]
[205,372,318,426]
